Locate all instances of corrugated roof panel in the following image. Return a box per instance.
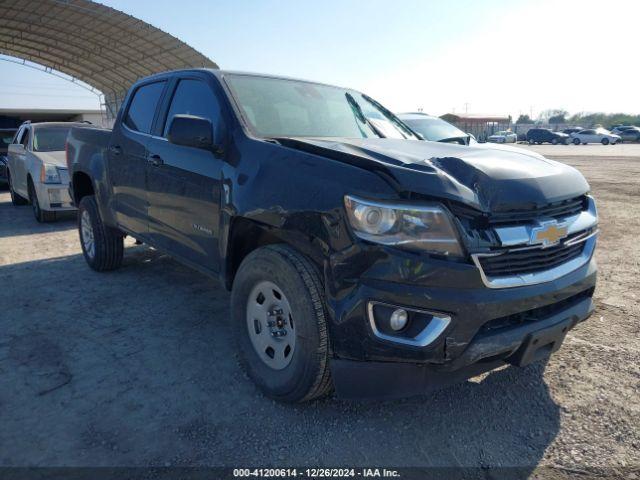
[0,0,217,116]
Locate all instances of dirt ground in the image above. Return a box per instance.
[0,147,638,475]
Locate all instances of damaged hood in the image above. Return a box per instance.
[287,137,590,212]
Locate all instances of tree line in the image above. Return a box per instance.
[516,110,640,128]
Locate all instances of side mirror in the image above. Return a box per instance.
[167,114,215,151]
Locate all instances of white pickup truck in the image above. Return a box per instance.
[6,122,84,222]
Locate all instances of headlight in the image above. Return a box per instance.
[40,164,61,184]
[344,195,464,257]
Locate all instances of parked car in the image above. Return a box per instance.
[612,126,640,141]
[487,130,517,143]
[67,69,597,402]
[570,128,620,145]
[526,128,570,145]
[610,125,635,135]
[0,127,18,186]
[6,122,82,221]
[562,127,584,135]
[396,113,471,145]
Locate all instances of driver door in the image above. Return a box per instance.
[145,75,225,272]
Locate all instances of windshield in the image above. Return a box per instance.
[225,74,417,140]
[400,116,466,142]
[1,132,15,145]
[33,127,71,152]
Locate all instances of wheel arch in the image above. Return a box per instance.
[222,216,327,292]
[72,170,95,205]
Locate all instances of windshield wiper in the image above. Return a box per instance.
[361,94,420,140]
[345,93,385,138]
[437,135,470,146]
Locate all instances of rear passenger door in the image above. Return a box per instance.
[145,74,225,272]
[109,80,167,235]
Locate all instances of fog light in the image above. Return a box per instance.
[48,189,62,203]
[389,309,408,331]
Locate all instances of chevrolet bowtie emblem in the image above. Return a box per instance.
[531,221,569,248]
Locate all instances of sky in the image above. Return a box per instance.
[1,0,639,119]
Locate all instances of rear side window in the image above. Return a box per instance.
[124,81,166,134]
[162,79,221,136]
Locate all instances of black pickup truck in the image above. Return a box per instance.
[67,69,598,402]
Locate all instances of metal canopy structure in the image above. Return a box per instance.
[0,0,218,119]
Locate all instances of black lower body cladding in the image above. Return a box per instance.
[325,244,597,399]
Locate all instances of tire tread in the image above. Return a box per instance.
[79,195,123,271]
[266,245,333,402]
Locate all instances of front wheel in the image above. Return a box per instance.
[78,195,124,271]
[573,138,581,145]
[7,171,28,206]
[551,138,558,145]
[601,138,610,145]
[528,139,535,145]
[28,181,56,222]
[231,244,332,402]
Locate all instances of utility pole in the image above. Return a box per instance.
[464,102,470,114]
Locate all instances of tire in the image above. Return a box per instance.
[573,138,581,145]
[601,138,609,145]
[528,139,534,145]
[231,244,332,402]
[7,171,28,206]
[28,180,56,222]
[78,195,124,271]
[551,138,558,145]
[564,138,570,145]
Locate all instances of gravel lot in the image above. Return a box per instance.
[0,147,638,475]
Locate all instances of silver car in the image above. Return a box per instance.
[570,128,621,145]
[487,130,518,143]
[7,122,81,222]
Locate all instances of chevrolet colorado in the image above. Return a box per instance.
[67,69,598,402]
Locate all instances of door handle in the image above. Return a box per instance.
[109,145,122,156]
[148,154,164,166]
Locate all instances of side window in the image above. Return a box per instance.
[124,81,166,134]
[163,79,221,137]
[20,128,30,149]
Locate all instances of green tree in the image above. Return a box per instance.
[539,109,569,124]
[516,114,533,124]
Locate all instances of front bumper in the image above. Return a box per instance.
[326,239,597,398]
[34,181,76,211]
[331,293,593,399]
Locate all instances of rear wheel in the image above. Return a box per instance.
[551,138,558,145]
[231,244,332,402]
[28,180,56,222]
[601,138,610,145]
[78,195,124,271]
[573,138,581,145]
[7,171,28,206]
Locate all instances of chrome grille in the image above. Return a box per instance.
[469,195,598,289]
[478,237,585,276]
